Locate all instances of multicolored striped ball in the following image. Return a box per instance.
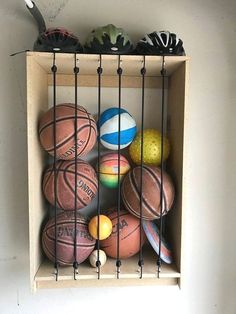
[98,153,131,188]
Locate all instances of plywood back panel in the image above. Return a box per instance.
[27,56,48,290]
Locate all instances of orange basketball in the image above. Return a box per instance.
[38,103,97,159]
[43,159,98,210]
[100,208,145,259]
[42,212,96,266]
[121,165,175,220]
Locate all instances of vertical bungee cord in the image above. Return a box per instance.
[157,56,166,278]
[138,56,146,279]
[116,55,123,279]
[52,52,59,280]
[96,55,103,279]
[73,54,79,280]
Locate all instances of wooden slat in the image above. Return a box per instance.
[35,247,180,290]
[27,51,189,77]
[47,74,167,88]
[37,277,178,289]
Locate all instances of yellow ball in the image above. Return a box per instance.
[89,249,107,268]
[129,129,170,166]
[88,215,113,240]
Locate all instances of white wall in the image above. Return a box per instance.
[0,0,235,313]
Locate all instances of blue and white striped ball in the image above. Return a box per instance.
[98,108,137,150]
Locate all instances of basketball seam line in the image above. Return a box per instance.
[78,110,93,156]
[121,180,142,218]
[130,168,158,218]
[44,220,88,233]
[62,165,88,208]
[39,115,94,135]
[39,103,91,133]
[45,231,95,248]
[56,160,68,209]
[42,237,78,265]
[44,162,98,209]
[46,124,97,153]
[143,166,168,215]
[64,161,98,189]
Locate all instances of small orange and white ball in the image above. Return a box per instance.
[89,249,107,268]
[98,153,130,189]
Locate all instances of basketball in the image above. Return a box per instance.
[38,103,97,159]
[121,165,175,220]
[89,249,107,268]
[88,215,113,240]
[100,208,145,259]
[129,129,170,166]
[98,153,131,188]
[43,159,98,210]
[97,107,137,150]
[42,212,96,266]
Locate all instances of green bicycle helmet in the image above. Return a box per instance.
[84,24,133,54]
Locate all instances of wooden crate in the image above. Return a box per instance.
[26,52,189,291]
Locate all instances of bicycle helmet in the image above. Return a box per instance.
[84,24,133,54]
[34,27,83,52]
[25,0,83,53]
[136,31,185,56]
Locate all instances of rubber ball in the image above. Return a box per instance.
[129,129,170,166]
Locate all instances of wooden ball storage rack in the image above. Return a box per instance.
[26,52,189,291]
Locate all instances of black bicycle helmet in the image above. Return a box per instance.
[34,27,83,52]
[25,0,83,53]
[84,24,133,54]
[136,31,185,56]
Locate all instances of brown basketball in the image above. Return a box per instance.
[42,212,96,266]
[38,103,97,159]
[121,165,175,220]
[43,159,98,210]
[100,208,145,259]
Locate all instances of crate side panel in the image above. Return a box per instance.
[27,56,48,289]
[167,62,188,275]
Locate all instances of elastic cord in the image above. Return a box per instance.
[96,55,103,279]
[116,55,123,278]
[157,55,166,277]
[51,53,59,280]
[73,54,79,279]
[138,55,146,278]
